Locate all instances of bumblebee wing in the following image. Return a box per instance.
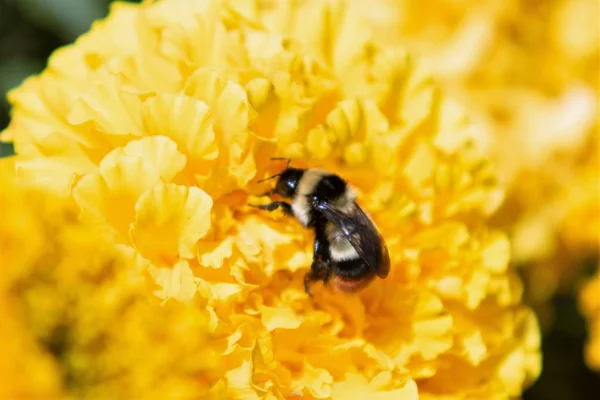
[316,201,390,278]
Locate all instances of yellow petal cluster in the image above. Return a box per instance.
[356,0,599,327]
[1,0,541,398]
[580,265,600,371]
[0,160,220,399]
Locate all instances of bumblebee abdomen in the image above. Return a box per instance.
[333,258,371,279]
[329,236,359,262]
[325,222,359,261]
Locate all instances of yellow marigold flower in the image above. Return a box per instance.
[1,0,541,398]
[580,266,600,371]
[560,145,600,253]
[357,0,598,90]
[0,160,221,399]
[357,0,600,327]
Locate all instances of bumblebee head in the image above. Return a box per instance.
[256,158,303,199]
[274,168,304,198]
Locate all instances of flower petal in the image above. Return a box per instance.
[68,76,144,137]
[119,136,187,182]
[130,182,213,263]
[481,232,510,273]
[301,364,333,398]
[331,373,418,400]
[260,305,304,331]
[73,153,161,241]
[225,360,260,400]
[142,93,219,172]
[149,259,197,302]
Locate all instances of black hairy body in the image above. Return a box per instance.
[251,166,390,295]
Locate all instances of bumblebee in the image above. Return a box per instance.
[251,159,390,295]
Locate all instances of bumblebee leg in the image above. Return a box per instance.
[312,232,329,261]
[303,219,332,296]
[303,260,331,296]
[249,201,293,216]
[260,189,275,197]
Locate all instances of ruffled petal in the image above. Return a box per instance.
[130,182,213,263]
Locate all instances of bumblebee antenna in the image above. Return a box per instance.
[270,157,292,169]
[257,173,281,183]
[256,158,290,183]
